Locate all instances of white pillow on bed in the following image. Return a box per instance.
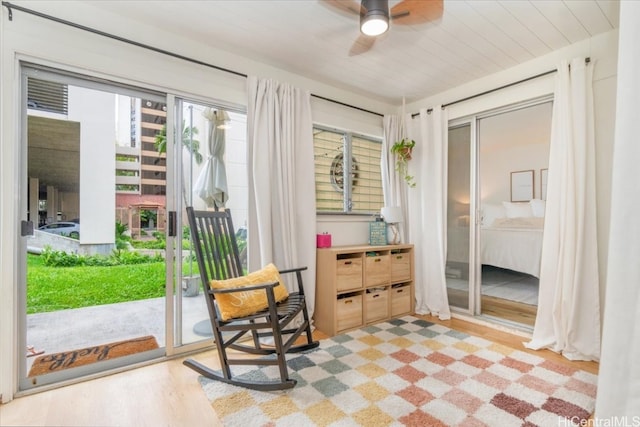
[530,198,546,217]
[502,201,533,218]
[482,203,506,226]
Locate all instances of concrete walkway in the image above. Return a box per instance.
[26,294,211,369]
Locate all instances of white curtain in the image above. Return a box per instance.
[525,58,600,361]
[246,76,317,318]
[596,0,640,417]
[382,114,410,242]
[408,108,451,319]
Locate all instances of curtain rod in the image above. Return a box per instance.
[411,57,591,118]
[1,1,384,118]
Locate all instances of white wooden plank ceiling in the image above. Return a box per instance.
[23,0,619,105]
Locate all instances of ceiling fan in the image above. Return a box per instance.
[323,0,443,55]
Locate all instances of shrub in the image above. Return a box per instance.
[42,248,85,267]
[131,239,166,250]
[129,236,190,250]
[41,247,163,267]
[115,221,131,251]
[112,250,163,265]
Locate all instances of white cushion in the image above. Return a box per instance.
[502,201,533,218]
[530,198,546,217]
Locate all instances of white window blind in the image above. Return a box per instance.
[27,78,68,115]
[314,127,383,214]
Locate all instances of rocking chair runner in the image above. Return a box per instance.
[183,207,319,391]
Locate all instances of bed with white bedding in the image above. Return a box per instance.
[481,217,544,278]
[480,201,545,278]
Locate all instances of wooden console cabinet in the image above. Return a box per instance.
[314,244,414,336]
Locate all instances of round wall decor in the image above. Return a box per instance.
[330,153,358,192]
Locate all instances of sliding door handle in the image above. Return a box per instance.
[168,211,177,237]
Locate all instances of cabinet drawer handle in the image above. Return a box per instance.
[397,289,404,294]
[374,258,381,263]
[344,261,352,265]
[372,294,380,298]
[396,255,403,260]
[344,299,352,304]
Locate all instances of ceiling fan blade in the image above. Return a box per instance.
[348,34,377,56]
[390,0,443,25]
[320,0,364,18]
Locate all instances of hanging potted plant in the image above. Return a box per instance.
[391,138,416,188]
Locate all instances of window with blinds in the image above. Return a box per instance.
[314,127,384,214]
[27,78,68,114]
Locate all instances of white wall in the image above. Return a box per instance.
[481,145,551,204]
[480,102,553,204]
[68,86,116,244]
[114,95,133,148]
[223,112,249,229]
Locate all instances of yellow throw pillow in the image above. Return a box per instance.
[209,263,289,321]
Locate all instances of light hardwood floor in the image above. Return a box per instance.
[0,315,597,426]
[480,295,537,326]
[447,288,538,326]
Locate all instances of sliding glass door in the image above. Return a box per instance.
[476,101,551,326]
[18,66,249,391]
[445,99,552,328]
[445,122,475,313]
[20,66,166,389]
[172,98,248,347]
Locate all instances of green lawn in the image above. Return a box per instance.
[27,254,197,314]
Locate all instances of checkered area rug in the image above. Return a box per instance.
[199,316,597,426]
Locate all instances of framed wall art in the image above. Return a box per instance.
[510,170,534,202]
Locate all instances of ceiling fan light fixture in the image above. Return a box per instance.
[360,0,389,36]
[361,14,389,36]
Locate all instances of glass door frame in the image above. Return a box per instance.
[16,63,247,391]
[165,94,178,356]
[18,64,168,390]
[169,98,203,353]
[448,95,554,321]
[167,96,247,355]
[161,95,215,355]
[446,117,480,317]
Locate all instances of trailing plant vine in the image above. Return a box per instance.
[391,138,416,188]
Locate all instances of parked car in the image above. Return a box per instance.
[38,221,80,239]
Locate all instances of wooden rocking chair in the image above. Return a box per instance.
[183,207,319,391]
